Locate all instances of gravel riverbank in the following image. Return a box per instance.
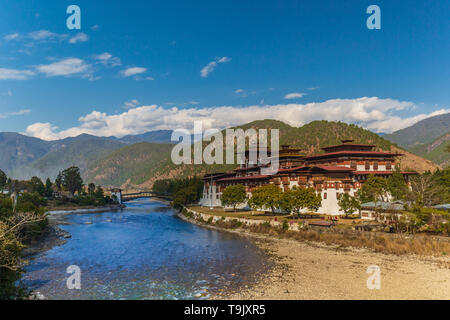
[177,211,450,300]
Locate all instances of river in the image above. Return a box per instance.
[21,198,271,300]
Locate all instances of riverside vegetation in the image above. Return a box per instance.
[0,166,118,300]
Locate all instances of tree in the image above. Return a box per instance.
[221,184,247,211]
[28,176,45,197]
[0,198,46,299]
[359,175,389,202]
[281,187,322,215]
[387,166,408,200]
[61,166,83,196]
[338,193,360,217]
[94,186,104,198]
[0,170,6,189]
[44,178,53,198]
[409,173,443,207]
[88,183,96,196]
[55,172,63,191]
[248,184,282,214]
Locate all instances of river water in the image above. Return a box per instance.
[21,198,271,300]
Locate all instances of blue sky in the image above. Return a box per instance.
[0,0,449,140]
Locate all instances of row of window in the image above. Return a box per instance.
[350,161,391,170]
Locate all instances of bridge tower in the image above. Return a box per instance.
[110,188,122,204]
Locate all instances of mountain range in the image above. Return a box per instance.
[1,116,447,190]
[384,113,450,167]
[1,130,174,180]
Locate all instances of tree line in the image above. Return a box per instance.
[152,177,204,209]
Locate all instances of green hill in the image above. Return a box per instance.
[12,134,126,180]
[409,133,450,168]
[0,132,52,174]
[384,113,450,148]
[84,120,437,189]
[383,113,450,167]
[83,142,174,187]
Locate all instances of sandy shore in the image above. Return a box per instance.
[219,237,450,300]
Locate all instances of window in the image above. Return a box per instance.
[386,161,392,170]
[373,161,378,170]
[323,193,327,199]
[365,161,370,170]
[350,161,357,169]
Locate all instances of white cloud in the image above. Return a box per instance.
[69,32,89,44]
[0,68,35,80]
[36,58,90,77]
[284,92,305,99]
[200,56,231,78]
[24,96,449,140]
[307,86,319,91]
[235,89,244,94]
[91,25,100,31]
[121,67,147,77]
[4,33,20,41]
[94,52,121,67]
[217,57,231,63]
[0,109,30,119]
[124,99,140,109]
[28,30,59,40]
[25,123,60,140]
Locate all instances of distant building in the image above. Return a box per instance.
[433,204,450,211]
[360,201,409,220]
[200,140,417,215]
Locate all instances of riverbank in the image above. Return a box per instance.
[179,208,450,300]
[221,237,450,299]
[46,203,125,215]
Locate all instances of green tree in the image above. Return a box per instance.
[0,169,7,189]
[88,183,96,196]
[94,186,104,198]
[172,187,199,209]
[61,166,83,196]
[221,184,247,211]
[338,193,360,217]
[28,176,45,197]
[248,184,282,214]
[0,195,47,299]
[359,175,389,202]
[387,166,408,200]
[55,172,62,191]
[44,178,53,198]
[281,187,322,215]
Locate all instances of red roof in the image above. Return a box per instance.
[304,150,402,160]
[216,175,270,182]
[322,143,375,150]
[354,171,418,175]
[315,165,355,172]
[277,165,354,173]
[234,165,264,172]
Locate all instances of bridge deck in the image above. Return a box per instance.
[121,192,172,202]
